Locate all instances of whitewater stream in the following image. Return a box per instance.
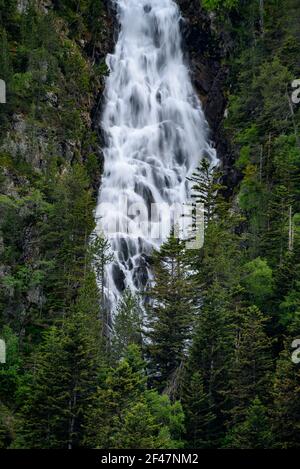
[95,0,216,309]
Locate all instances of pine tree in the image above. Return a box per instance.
[272,341,300,448]
[187,193,243,293]
[84,345,185,449]
[112,290,143,362]
[145,233,195,392]
[110,394,184,449]
[89,232,114,336]
[278,259,300,333]
[84,344,147,448]
[14,274,103,449]
[186,282,234,446]
[188,159,227,226]
[41,164,96,313]
[182,370,216,449]
[110,401,162,449]
[223,397,273,449]
[0,403,15,449]
[226,306,273,427]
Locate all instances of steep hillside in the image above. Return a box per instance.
[0,0,299,450]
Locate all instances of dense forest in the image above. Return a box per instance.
[0,0,300,449]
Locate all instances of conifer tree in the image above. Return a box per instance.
[110,393,184,449]
[186,282,234,446]
[89,232,114,337]
[188,159,227,226]
[145,233,195,392]
[226,306,273,427]
[223,397,273,449]
[272,341,300,448]
[110,401,162,449]
[187,166,243,292]
[14,274,103,449]
[0,403,14,449]
[112,290,143,362]
[182,370,216,449]
[84,344,147,448]
[41,164,96,314]
[85,345,185,449]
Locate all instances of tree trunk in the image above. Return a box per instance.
[288,205,294,252]
[68,387,78,450]
[259,0,265,36]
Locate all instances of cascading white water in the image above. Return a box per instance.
[95,0,217,308]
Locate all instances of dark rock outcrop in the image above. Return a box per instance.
[91,0,238,193]
[177,0,238,192]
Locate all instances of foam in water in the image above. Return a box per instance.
[95,0,217,309]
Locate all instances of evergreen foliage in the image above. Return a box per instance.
[223,397,273,449]
[14,279,103,449]
[145,234,195,392]
[112,290,143,362]
[84,345,185,449]
[0,0,300,450]
[272,342,300,448]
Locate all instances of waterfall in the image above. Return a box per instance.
[95,0,216,309]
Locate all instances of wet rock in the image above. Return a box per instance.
[112,263,126,292]
[177,0,237,194]
[17,0,29,14]
[45,91,58,107]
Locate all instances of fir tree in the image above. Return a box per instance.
[85,345,185,449]
[0,403,15,449]
[14,274,103,449]
[272,341,300,448]
[145,233,195,392]
[186,282,234,446]
[89,232,114,337]
[84,344,147,448]
[223,397,273,449]
[42,164,96,314]
[188,159,227,226]
[226,306,273,427]
[182,370,216,449]
[110,394,184,449]
[112,290,143,362]
[110,400,163,449]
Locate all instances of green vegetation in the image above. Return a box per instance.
[202,0,239,12]
[0,0,300,450]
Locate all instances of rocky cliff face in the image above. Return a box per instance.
[177,0,237,191]
[1,0,117,199]
[0,0,115,330]
[178,0,226,127]
[0,0,236,332]
[93,0,236,190]
[89,0,235,190]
